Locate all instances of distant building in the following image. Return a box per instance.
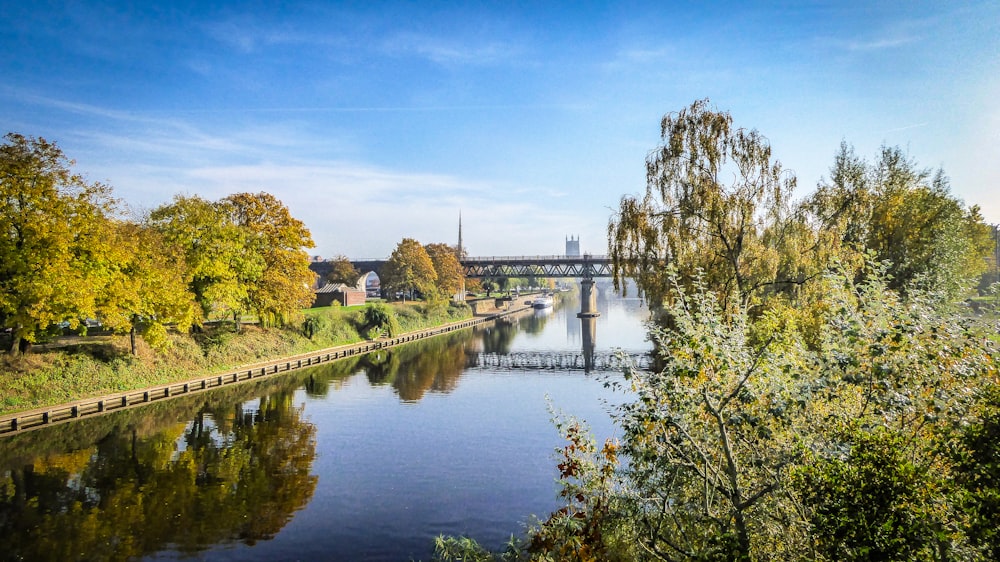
[313,283,367,307]
[565,235,580,257]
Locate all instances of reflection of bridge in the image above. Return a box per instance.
[470,351,650,372]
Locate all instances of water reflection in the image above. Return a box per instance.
[0,390,317,561]
[0,293,651,561]
[581,315,597,373]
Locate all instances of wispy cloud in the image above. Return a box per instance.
[382,32,524,66]
[842,35,916,52]
[883,122,929,134]
[202,18,339,54]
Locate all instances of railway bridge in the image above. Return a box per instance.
[312,254,614,318]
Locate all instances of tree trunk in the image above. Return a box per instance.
[129,325,137,356]
[7,324,23,356]
[7,330,31,355]
[7,335,20,356]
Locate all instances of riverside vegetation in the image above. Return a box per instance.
[432,100,1000,561]
[0,300,471,416]
[1,130,476,416]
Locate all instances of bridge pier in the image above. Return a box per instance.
[577,279,600,318]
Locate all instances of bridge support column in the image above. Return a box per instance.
[577,279,600,319]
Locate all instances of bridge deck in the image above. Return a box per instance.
[333,254,615,279]
[460,254,612,278]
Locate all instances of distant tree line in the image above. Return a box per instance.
[0,132,315,356]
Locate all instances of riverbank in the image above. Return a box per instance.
[0,299,536,434]
[0,300,488,419]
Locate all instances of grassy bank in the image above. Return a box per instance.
[0,300,472,416]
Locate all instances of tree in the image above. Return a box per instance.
[149,195,252,325]
[807,143,992,300]
[93,220,198,354]
[0,132,117,354]
[221,192,315,326]
[425,242,464,298]
[612,270,810,560]
[381,238,437,300]
[326,255,361,286]
[608,99,812,315]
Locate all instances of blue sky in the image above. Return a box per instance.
[3,1,998,258]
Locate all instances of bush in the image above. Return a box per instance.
[363,303,399,339]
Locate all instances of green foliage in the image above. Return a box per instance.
[808,143,992,301]
[433,535,525,562]
[952,384,1000,559]
[363,302,399,339]
[794,426,950,562]
[326,254,361,286]
[613,267,808,561]
[221,192,316,326]
[608,99,810,314]
[0,132,117,354]
[451,262,999,562]
[149,194,250,322]
[382,237,437,300]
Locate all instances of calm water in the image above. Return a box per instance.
[0,292,650,561]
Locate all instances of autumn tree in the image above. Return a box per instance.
[381,238,437,300]
[608,99,817,315]
[807,143,992,300]
[0,132,117,354]
[326,255,361,286]
[149,194,250,325]
[221,192,315,326]
[425,242,464,298]
[94,220,198,354]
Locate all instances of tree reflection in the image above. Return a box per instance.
[359,331,473,401]
[0,390,317,561]
[479,320,518,354]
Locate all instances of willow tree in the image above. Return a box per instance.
[0,133,116,354]
[608,100,816,315]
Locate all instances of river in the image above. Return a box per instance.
[0,291,651,561]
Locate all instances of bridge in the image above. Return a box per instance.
[459,254,612,279]
[342,254,613,280]
[311,254,614,317]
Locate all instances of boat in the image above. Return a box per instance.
[531,294,553,309]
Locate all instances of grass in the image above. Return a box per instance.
[0,300,472,417]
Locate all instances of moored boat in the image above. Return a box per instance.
[532,294,554,309]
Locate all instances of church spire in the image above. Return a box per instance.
[457,211,464,257]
